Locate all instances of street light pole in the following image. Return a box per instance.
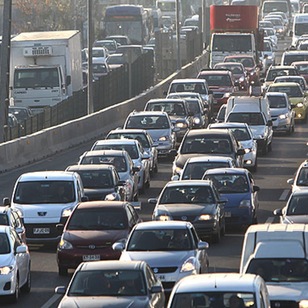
[87,0,94,114]
[175,0,181,70]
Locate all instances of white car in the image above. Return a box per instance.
[287,159,308,192]
[0,226,31,302]
[208,122,258,171]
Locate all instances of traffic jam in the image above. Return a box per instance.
[2,0,308,307]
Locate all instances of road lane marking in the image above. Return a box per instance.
[266,217,276,223]
[40,294,61,308]
[279,189,290,201]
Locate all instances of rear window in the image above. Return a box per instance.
[198,74,232,86]
[126,115,170,130]
[146,102,187,116]
[92,144,138,159]
[80,155,128,173]
[227,112,266,125]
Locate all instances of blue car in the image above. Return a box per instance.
[202,168,260,227]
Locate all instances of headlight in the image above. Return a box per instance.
[193,117,201,124]
[198,214,213,220]
[180,257,196,272]
[59,239,73,250]
[223,93,231,98]
[158,215,171,221]
[297,102,304,108]
[250,72,254,76]
[239,76,245,82]
[159,136,169,141]
[0,266,13,275]
[176,122,187,128]
[299,300,308,308]
[244,148,251,154]
[61,208,73,217]
[239,200,251,208]
[279,113,288,119]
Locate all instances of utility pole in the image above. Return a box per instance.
[0,0,12,143]
[175,0,181,70]
[87,0,94,114]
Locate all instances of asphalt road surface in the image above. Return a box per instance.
[0,37,302,308]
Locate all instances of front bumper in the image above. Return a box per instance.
[0,271,16,296]
[293,106,307,120]
[224,207,253,226]
[243,150,257,167]
[156,142,173,155]
[272,117,291,132]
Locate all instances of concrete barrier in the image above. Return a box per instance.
[0,51,208,173]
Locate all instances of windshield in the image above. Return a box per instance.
[92,49,106,57]
[283,54,308,65]
[295,23,308,36]
[94,41,116,51]
[169,82,207,95]
[268,85,302,97]
[160,185,214,204]
[127,229,192,251]
[199,74,232,86]
[268,96,287,108]
[295,63,308,73]
[68,208,126,230]
[296,167,308,186]
[13,181,75,204]
[170,292,255,308]
[263,2,288,13]
[107,133,150,148]
[227,113,266,125]
[92,144,138,159]
[246,258,308,282]
[287,195,308,215]
[267,68,297,81]
[126,115,170,130]
[68,270,146,296]
[225,57,254,68]
[107,55,125,64]
[14,67,59,88]
[181,136,232,154]
[80,155,127,173]
[76,170,113,189]
[182,162,230,180]
[146,102,187,116]
[266,18,283,26]
[215,64,244,75]
[0,233,10,254]
[204,174,249,194]
[212,35,252,52]
[93,63,108,74]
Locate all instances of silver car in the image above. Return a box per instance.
[123,111,178,157]
[90,139,151,193]
[113,221,209,293]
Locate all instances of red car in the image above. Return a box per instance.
[57,200,142,275]
[291,61,308,83]
[223,55,262,86]
[214,62,249,91]
[197,69,236,113]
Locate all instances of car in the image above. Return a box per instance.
[185,98,208,128]
[123,111,178,157]
[8,171,86,243]
[166,79,214,117]
[268,11,288,26]
[106,129,158,174]
[281,50,308,66]
[273,75,308,92]
[65,164,126,201]
[215,104,227,123]
[8,113,18,128]
[117,45,143,58]
[197,69,237,114]
[264,17,286,38]
[172,155,236,180]
[90,139,151,193]
[287,159,308,192]
[106,53,127,70]
[265,92,295,134]
[113,221,210,292]
[259,20,274,29]
[83,47,110,62]
[166,273,270,308]
[267,82,308,122]
[93,39,118,54]
[208,122,258,170]
[214,62,249,91]
[273,190,308,224]
[150,180,227,243]
[0,226,31,302]
[8,106,33,123]
[260,39,276,74]
[0,204,26,243]
[55,260,165,308]
[92,58,110,80]
[203,168,260,227]
[263,28,278,50]
[291,61,308,83]
[172,129,245,176]
[56,201,142,276]
[144,98,193,140]
[106,35,132,45]
[78,150,139,201]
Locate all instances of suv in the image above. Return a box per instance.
[172,129,245,176]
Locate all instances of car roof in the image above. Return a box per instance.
[171,79,205,83]
[270,82,301,87]
[129,111,169,117]
[204,167,248,175]
[165,180,212,187]
[67,164,115,171]
[231,104,262,112]
[147,98,186,103]
[187,128,231,137]
[209,122,248,129]
[173,273,260,293]
[94,139,138,146]
[291,61,308,65]
[216,62,244,67]
[77,200,127,210]
[199,70,231,76]
[83,150,128,157]
[79,260,144,272]
[134,221,191,230]
[108,129,148,135]
[269,65,296,70]
[186,156,234,163]
[225,55,253,59]
[266,92,288,97]
[284,51,308,55]
[18,171,76,182]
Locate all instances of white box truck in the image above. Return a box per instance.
[10,30,83,112]
[240,224,308,308]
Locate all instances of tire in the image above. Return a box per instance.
[9,276,19,303]
[58,266,68,276]
[21,268,31,293]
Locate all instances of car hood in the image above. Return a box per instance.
[239,139,254,149]
[63,229,129,245]
[147,129,171,142]
[120,250,193,266]
[220,192,251,208]
[266,282,308,301]
[59,296,150,308]
[157,203,216,216]
[249,126,266,138]
[270,108,288,117]
[0,253,13,266]
[283,215,308,224]
[84,188,115,201]
[289,97,303,105]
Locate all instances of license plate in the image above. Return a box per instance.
[225,212,232,218]
[33,228,50,234]
[155,274,166,281]
[82,255,100,261]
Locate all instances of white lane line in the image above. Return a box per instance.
[266,217,276,223]
[40,294,61,308]
[279,189,290,201]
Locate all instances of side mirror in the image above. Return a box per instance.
[267,120,273,126]
[237,148,245,156]
[148,198,158,204]
[142,153,150,160]
[273,208,283,216]
[3,197,10,206]
[171,175,180,181]
[218,197,228,204]
[150,285,163,293]
[55,286,66,295]
[56,224,64,233]
[197,241,209,250]
[253,185,260,192]
[287,178,294,185]
[81,196,89,202]
[16,245,27,254]
[132,166,140,174]
[66,75,71,86]
[112,242,124,251]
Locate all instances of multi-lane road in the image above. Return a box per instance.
[0,37,304,308]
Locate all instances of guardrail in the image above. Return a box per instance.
[0,51,208,173]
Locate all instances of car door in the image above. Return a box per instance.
[248,172,259,212]
[190,226,207,273]
[127,155,139,199]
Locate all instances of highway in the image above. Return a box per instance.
[0,37,304,308]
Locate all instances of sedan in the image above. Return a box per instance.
[113,221,209,293]
[203,168,260,227]
[57,201,142,276]
[55,260,165,308]
[150,180,227,243]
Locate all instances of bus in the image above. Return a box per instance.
[104,5,151,45]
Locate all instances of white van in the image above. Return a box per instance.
[240,224,308,308]
[292,14,308,46]
[9,171,86,243]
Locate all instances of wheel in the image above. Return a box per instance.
[9,276,19,303]
[21,268,31,293]
[58,266,68,276]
